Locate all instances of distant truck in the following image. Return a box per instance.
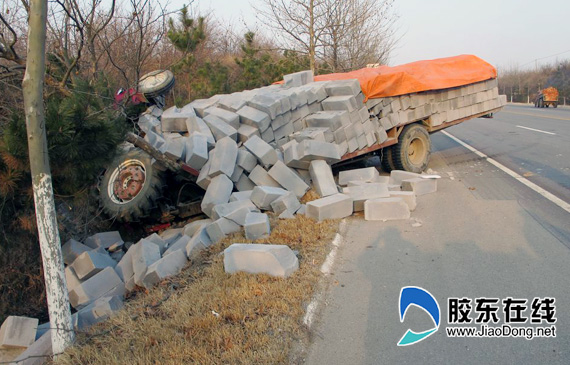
[534,87,559,108]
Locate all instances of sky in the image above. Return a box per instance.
[171,0,570,70]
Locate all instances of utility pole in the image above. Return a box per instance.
[22,0,75,355]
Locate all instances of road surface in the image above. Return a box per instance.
[304,104,570,364]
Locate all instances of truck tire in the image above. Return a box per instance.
[553,103,558,108]
[138,70,175,99]
[100,148,164,222]
[380,146,397,172]
[392,123,431,173]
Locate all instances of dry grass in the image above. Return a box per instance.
[55,214,338,365]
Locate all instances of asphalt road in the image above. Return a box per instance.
[304,105,570,364]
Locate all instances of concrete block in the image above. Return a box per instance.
[247,95,282,120]
[389,170,422,185]
[206,217,241,243]
[375,128,388,144]
[185,226,212,258]
[76,295,124,329]
[268,161,310,198]
[399,95,411,110]
[71,250,117,280]
[270,192,301,215]
[235,173,256,191]
[250,186,289,210]
[203,114,238,142]
[337,140,348,156]
[61,239,92,265]
[305,111,349,131]
[65,266,82,293]
[261,126,275,143]
[364,197,410,221]
[163,133,186,161]
[230,190,253,202]
[322,95,358,112]
[204,107,240,129]
[187,99,218,117]
[357,134,367,149]
[244,212,271,240]
[273,122,294,141]
[184,133,209,170]
[69,267,125,309]
[162,235,191,257]
[238,105,271,132]
[132,239,161,286]
[342,183,390,211]
[208,137,238,178]
[237,124,261,143]
[309,160,338,197]
[324,79,361,96]
[0,316,38,348]
[212,200,257,220]
[284,70,314,87]
[365,133,375,147]
[201,174,234,217]
[114,245,135,283]
[296,204,306,215]
[143,130,167,153]
[224,243,299,277]
[237,148,258,172]
[401,177,437,196]
[161,106,192,132]
[389,191,417,211]
[248,165,282,188]
[347,138,358,153]
[183,219,212,238]
[230,165,244,183]
[142,250,187,288]
[283,141,310,169]
[186,117,215,147]
[84,231,123,250]
[297,140,341,163]
[137,113,161,135]
[196,156,212,190]
[244,136,279,167]
[271,113,289,131]
[306,193,353,221]
[338,167,380,186]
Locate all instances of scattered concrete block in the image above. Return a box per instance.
[185,226,212,257]
[160,106,192,132]
[230,190,253,202]
[342,183,390,211]
[187,98,218,118]
[270,192,301,215]
[145,233,167,255]
[212,200,257,220]
[297,140,341,163]
[203,114,238,142]
[244,136,279,167]
[389,191,417,211]
[184,133,209,170]
[278,210,295,219]
[114,245,135,283]
[296,204,306,215]
[338,167,380,186]
[305,111,348,131]
[144,130,167,153]
[77,295,124,328]
[206,218,241,243]
[322,95,358,112]
[196,153,213,190]
[162,235,191,257]
[183,219,212,238]
[204,107,240,129]
[71,250,117,280]
[237,105,271,132]
[208,137,238,178]
[401,178,437,196]
[65,266,82,293]
[244,212,271,240]
[248,165,282,188]
[388,184,401,191]
[237,124,261,143]
[236,173,256,191]
[132,239,161,286]
[364,197,410,221]
[268,161,310,198]
[201,175,234,217]
[324,79,361,96]
[69,267,125,309]
[61,239,92,265]
[163,133,187,161]
[250,186,289,210]
[306,193,353,221]
[230,165,244,183]
[309,160,338,197]
[0,316,38,348]
[389,170,422,185]
[237,148,258,172]
[224,243,299,277]
[187,117,215,147]
[84,231,123,250]
[142,250,187,288]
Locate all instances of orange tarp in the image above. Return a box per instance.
[314,55,497,101]
[541,87,559,101]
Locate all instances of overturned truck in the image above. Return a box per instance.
[100,55,507,222]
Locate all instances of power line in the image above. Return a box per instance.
[521,49,570,67]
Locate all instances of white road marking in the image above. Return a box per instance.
[516,125,556,135]
[303,221,347,328]
[442,131,570,214]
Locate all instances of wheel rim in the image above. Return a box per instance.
[107,159,147,204]
[138,70,172,93]
[408,137,427,166]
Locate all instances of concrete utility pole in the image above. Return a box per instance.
[22,0,75,355]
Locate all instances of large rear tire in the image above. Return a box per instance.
[138,70,175,99]
[100,149,164,222]
[380,146,397,172]
[392,123,431,173]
